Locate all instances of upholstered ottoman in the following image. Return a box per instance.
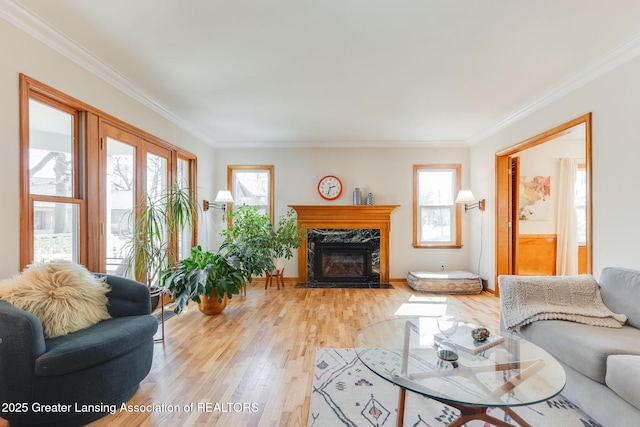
[407,271,483,294]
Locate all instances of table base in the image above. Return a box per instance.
[396,388,531,427]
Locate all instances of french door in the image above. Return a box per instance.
[98,121,172,277]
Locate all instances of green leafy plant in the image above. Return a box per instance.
[123,185,196,288]
[222,205,305,277]
[221,205,275,281]
[160,244,245,314]
[271,208,305,260]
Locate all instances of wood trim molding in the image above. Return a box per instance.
[289,205,399,283]
[495,113,592,294]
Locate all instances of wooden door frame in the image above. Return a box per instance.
[494,113,592,295]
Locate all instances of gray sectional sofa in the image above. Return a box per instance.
[499,267,640,426]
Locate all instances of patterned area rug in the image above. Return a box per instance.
[308,348,602,427]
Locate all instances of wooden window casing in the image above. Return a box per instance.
[413,164,462,248]
[20,74,197,273]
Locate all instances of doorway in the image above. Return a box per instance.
[495,114,592,294]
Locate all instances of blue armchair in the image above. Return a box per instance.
[0,274,158,427]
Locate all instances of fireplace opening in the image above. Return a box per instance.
[314,243,373,283]
[303,228,384,287]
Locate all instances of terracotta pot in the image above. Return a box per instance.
[198,292,227,315]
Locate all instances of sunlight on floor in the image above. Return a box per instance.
[393,295,448,317]
[407,295,447,303]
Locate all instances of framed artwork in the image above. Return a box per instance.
[519,176,550,221]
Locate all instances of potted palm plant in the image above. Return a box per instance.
[121,185,196,308]
[160,244,245,315]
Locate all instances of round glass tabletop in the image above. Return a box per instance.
[354,317,566,408]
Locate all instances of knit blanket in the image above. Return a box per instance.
[499,274,628,330]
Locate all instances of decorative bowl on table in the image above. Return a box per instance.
[471,327,490,342]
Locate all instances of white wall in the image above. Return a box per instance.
[471,54,640,289]
[214,146,474,279]
[0,18,216,278]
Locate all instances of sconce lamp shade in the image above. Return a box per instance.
[214,190,234,203]
[455,190,485,212]
[203,190,235,212]
[455,190,476,204]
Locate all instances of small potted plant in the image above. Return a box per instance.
[160,244,245,315]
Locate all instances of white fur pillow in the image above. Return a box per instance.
[0,260,111,338]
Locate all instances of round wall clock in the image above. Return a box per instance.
[317,175,343,200]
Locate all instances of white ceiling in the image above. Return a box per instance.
[7,0,640,147]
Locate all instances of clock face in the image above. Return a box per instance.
[318,175,343,200]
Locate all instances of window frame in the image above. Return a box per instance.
[20,74,198,272]
[412,164,462,248]
[227,165,274,224]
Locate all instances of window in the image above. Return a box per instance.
[20,74,197,274]
[25,96,84,265]
[227,165,274,221]
[177,155,196,260]
[575,165,587,245]
[413,165,462,248]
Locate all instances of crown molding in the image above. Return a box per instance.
[0,0,214,146]
[5,0,640,149]
[468,33,640,145]
[211,139,469,149]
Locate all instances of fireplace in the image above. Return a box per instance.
[314,242,374,283]
[307,228,380,286]
[290,205,399,284]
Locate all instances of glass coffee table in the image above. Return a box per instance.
[354,317,566,427]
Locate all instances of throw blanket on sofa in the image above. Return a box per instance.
[500,274,628,330]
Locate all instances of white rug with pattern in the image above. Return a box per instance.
[308,348,601,427]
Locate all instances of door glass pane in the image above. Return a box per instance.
[106,138,135,275]
[147,152,168,199]
[147,152,169,279]
[29,100,74,197]
[33,201,80,263]
[177,158,192,260]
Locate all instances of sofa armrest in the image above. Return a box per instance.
[95,274,151,317]
[0,300,47,402]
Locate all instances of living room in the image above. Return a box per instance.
[2,2,640,426]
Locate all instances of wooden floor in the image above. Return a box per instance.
[2,282,500,427]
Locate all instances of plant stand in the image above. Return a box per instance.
[150,288,165,343]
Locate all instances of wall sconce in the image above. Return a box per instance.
[203,190,234,213]
[455,190,485,212]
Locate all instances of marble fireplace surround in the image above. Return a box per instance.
[289,205,399,284]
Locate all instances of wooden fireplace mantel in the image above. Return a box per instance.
[289,205,399,283]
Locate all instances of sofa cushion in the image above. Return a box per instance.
[520,320,640,383]
[606,355,640,410]
[600,267,640,329]
[35,315,158,376]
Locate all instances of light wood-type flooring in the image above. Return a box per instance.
[1,281,501,427]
